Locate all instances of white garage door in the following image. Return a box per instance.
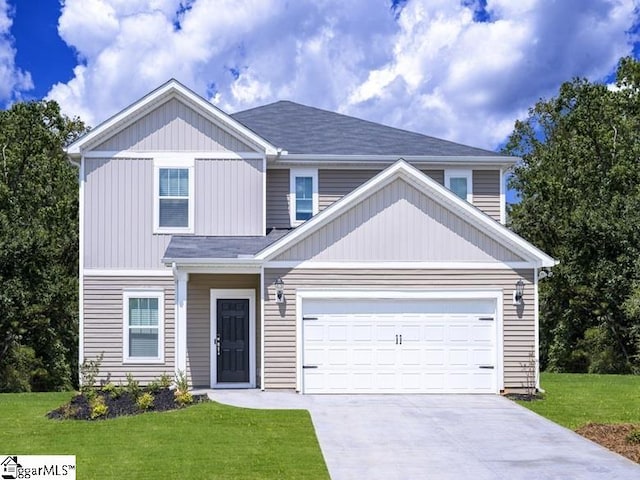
[301,297,498,394]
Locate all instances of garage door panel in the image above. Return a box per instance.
[302,297,497,394]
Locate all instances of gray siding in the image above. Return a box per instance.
[194,158,264,235]
[263,268,535,392]
[84,157,264,269]
[318,170,379,211]
[274,178,523,262]
[83,276,175,384]
[473,170,501,222]
[92,98,258,152]
[265,169,290,229]
[186,274,261,387]
[84,157,171,270]
[318,169,444,211]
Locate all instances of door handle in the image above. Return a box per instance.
[216,334,221,356]
[399,334,402,345]
[395,334,403,345]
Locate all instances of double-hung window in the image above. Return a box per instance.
[154,160,194,233]
[123,290,164,363]
[445,169,473,203]
[290,169,318,226]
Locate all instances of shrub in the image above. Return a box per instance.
[174,390,193,407]
[158,373,172,389]
[174,370,189,393]
[136,392,155,411]
[125,373,141,399]
[626,430,640,445]
[147,380,161,393]
[80,353,103,392]
[101,382,123,399]
[90,396,108,419]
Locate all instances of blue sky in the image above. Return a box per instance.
[3,1,639,179]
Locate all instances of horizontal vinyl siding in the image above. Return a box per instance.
[266,169,291,229]
[274,178,523,262]
[92,98,257,152]
[318,170,379,211]
[84,158,171,269]
[195,158,263,235]
[83,276,175,384]
[473,170,501,222]
[263,269,535,391]
[187,274,261,388]
[317,169,445,211]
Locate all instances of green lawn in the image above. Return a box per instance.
[0,392,329,479]
[518,373,640,429]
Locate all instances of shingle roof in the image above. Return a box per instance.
[231,100,502,157]
[162,229,290,261]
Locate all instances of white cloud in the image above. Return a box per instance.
[47,0,638,149]
[0,0,32,103]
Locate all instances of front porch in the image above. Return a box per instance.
[175,273,262,389]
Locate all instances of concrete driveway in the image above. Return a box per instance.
[206,391,640,480]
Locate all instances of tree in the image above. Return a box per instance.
[505,57,640,374]
[0,100,85,391]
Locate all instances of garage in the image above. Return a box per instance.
[300,295,500,394]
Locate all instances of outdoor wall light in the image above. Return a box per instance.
[274,277,285,303]
[513,279,524,306]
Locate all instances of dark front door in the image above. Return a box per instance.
[216,299,250,383]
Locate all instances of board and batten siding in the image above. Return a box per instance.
[263,269,535,392]
[84,157,264,269]
[186,274,261,387]
[84,157,171,270]
[274,178,524,263]
[473,170,501,222]
[194,158,264,235]
[91,98,258,152]
[265,169,290,229]
[83,276,175,384]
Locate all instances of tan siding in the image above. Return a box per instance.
[274,178,524,262]
[83,276,175,384]
[266,169,290,229]
[92,98,258,152]
[473,170,501,221]
[263,269,535,392]
[186,274,261,388]
[84,158,171,269]
[195,158,263,235]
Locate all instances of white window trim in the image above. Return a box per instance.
[289,168,318,227]
[444,169,473,203]
[123,290,165,364]
[153,159,195,234]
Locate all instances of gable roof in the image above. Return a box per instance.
[256,159,557,268]
[66,79,278,158]
[231,100,506,158]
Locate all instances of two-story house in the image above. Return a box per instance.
[66,80,556,394]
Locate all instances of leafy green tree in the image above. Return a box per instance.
[0,100,85,391]
[505,57,640,373]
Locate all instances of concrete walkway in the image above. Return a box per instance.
[205,390,640,480]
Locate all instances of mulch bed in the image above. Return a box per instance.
[47,388,208,420]
[576,423,640,464]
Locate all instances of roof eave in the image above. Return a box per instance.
[268,153,517,166]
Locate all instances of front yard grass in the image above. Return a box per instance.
[0,392,329,479]
[518,372,640,429]
[517,372,640,463]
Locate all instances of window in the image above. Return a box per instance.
[123,291,164,363]
[445,169,473,202]
[290,169,318,225]
[154,160,194,233]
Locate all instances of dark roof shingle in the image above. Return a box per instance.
[231,100,501,157]
[163,229,290,261]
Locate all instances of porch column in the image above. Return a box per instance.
[175,270,189,376]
